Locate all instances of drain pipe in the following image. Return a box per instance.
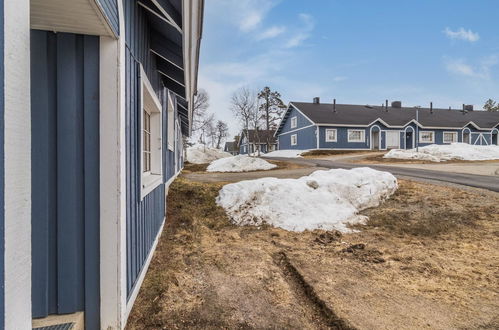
[416,109,419,152]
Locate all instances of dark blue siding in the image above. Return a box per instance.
[30,31,100,329]
[0,0,4,327]
[280,105,314,133]
[124,0,172,297]
[278,125,317,150]
[98,0,119,36]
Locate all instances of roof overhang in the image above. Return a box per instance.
[31,0,117,37]
[140,0,203,136]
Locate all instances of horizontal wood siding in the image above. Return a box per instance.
[30,31,100,328]
[97,0,119,35]
[278,125,317,150]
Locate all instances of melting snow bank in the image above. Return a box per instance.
[216,167,398,232]
[207,155,277,172]
[186,144,232,164]
[384,143,499,162]
[262,149,307,158]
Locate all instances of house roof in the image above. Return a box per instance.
[277,102,499,134]
[241,129,277,144]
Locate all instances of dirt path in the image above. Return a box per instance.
[126,178,499,329]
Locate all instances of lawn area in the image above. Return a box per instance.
[126,178,499,329]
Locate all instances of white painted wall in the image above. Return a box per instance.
[99,0,127,328]
[3,0,32,328]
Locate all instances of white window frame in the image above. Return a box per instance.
[290,116,297,129]
[140,65,163,199]
[325,129,337,142]
[419,131,435,143]
[443,131,457,144]
[167,91,175,151]
[291,134,298,146]
[347,129,365,143]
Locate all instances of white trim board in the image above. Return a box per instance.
[276,124,315,136]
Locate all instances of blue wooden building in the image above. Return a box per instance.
[276,98,499,151]
[0,0,203,329]
[238,129,278,155]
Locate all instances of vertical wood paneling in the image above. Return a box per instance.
[124,0,168,297]
[97,0,119,35]
[31,32,100,326]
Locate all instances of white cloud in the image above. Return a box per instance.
[256,26,286,41]
[443,27,480,42]
[285,13,315,48]
[333,76,348,82]
[444,55,498,79]
[211,0,280,32]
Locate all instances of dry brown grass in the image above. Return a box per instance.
[360,154,499,165]
[127,178,499,329]
[182,159,306,174]
[301,149,376,157]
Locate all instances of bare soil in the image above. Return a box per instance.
[126,178,499,330]
[358,154,499,165]
[301,149,378,158]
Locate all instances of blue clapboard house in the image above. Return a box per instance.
[276,98,499,151]
[0,0,203,329]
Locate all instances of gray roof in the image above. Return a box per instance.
[279,102,499,133]
[241,129,277,144]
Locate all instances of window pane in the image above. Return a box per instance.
[349,130,362,140]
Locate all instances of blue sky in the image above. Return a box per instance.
[198,0,499,137]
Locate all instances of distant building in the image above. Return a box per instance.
[224,141,239,155]
[239,129,277,154]
[276,98,499,151]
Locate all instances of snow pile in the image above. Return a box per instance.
[384,143,499,162]
[262,149,307,158]
[186,144,232,164]
[207,155,277,172]
[216,167,398,232]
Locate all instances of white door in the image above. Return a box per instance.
[386,131,400,149]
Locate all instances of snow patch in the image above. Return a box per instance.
[216,167,398,232]
[186,144,232,164]
[262,149,307,158]
[207,155,277,172]
[384,143,499,162]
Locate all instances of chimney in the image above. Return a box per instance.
[385,99,388,111]
[313,97,320,104]
[464,104,474,111]
[333,99,336,112]
[430,102,433,114]
[391,101,402,108]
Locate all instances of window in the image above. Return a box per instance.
[167,92,175,151]
[291,134,297,146]
[140,65,163,199]
[419,131,434,143]
[325,129,337,142]
[348,129,365,142]
[290,116,297,128]
[143,110,151,172]
[443,132,457,144]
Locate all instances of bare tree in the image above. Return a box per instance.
[198,112,215,146]
[215,120,229,149]
[192,89,209,132]
[231,87,258,155]
[258,86,285,131]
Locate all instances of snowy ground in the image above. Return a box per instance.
[186,144,232,164]
[216,167,397,232]
[262,149,308,158]
[384,143,499,162]
[207,155,277,173]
